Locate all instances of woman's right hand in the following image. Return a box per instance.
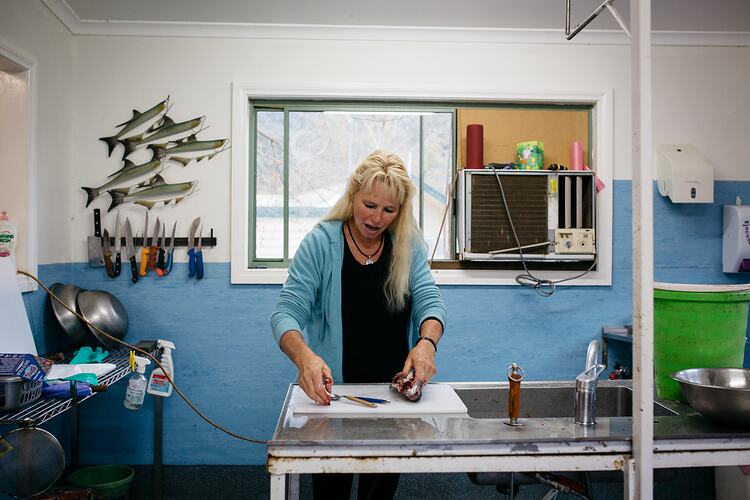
[296,351,333,405]
[279,330,333,405]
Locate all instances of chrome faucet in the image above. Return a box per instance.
[584,339,600,372]
[574,339,605,425]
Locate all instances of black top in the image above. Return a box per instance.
[341,232,411,383]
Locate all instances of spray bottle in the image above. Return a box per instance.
[124,355,150,410]
[147,340,175,397]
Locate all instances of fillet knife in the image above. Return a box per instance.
[124,218,138,283]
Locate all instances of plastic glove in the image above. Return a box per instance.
[42,381,93,398]
[70,346,109,364]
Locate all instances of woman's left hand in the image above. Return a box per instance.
[402,341,437,385]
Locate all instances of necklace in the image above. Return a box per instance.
[346,222,383,265]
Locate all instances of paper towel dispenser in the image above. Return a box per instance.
[723,201,750,273]
[655,144,714,203]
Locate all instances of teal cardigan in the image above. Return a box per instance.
[271,220,447,381]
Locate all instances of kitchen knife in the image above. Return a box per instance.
[352,396,390,404]
[147,217,160,270]
[158,221,177,277]
[156,220,166,275]
[139,212,150,276]
[124,218,138,283]
[103,229,115,277]
[195,226,204,280]
[87,208,105,267]
[187,217,200,277]
[112,211,122,277]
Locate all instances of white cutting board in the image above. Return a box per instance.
[291,383,468,417]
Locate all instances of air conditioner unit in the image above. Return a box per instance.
[456,169,597,262]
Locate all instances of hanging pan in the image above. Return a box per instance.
[0,425,65,498]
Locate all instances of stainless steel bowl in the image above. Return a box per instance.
[48,283,93,344]
[76,290,129,349]
[672,368,750,427]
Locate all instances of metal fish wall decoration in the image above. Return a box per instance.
[149,137,228,161]
[98,97,169,157]
[107,174,197,211]
[81,158,165,207]
[87,96,228,211]
[120,116,205,158]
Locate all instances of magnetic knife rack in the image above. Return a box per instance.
[97,231,217,248]
[90,208,216,248]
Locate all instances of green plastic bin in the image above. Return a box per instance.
[654,283,750,401]
[68,465,134,500]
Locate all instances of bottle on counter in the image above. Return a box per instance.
[147,339,175,397]
[0,211,17,258]
[124,355,150,410]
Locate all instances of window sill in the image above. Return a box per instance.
[230,267,611,286]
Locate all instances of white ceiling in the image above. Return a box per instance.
[51,0,750,33]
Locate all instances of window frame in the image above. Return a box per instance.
[231,83,613,286]
[248,100,456,268]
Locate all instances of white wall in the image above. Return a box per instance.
[69,35,749,263]
[3,1,749,264]
[652,45,750,181]
[0,0,74,265]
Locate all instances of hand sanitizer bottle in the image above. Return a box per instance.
[0,211,17,258]
[124,355,150,410]
[147,340,175,397]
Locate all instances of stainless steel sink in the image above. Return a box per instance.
[455,384,677,419]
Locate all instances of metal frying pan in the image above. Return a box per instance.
[0,426,65,498]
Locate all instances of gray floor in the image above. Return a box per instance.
[117,465,714,499]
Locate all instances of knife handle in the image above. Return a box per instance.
[156,248,166,275]
[104,251,116,278]
[508,375,521,423]
[164,251,174,276]
[187,248,196,277]
[140,248,150,276]
[343,395,377,408]
[147,245,158,270]
[113,253,121,277]
[352,396,390,404]
[130,256,139,283]
[195,250,204,280]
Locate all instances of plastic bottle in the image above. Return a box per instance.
[147,340,175,397]
[123,355,150,410]
[0,211,17,258]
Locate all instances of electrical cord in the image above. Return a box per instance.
[16,269,267,445]
[490,168,598,297]
[429,170,459,266]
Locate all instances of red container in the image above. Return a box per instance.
[466,124,483,169]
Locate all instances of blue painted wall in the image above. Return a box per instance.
[21,181,750,465]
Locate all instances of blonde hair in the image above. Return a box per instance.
[323,150,421,312]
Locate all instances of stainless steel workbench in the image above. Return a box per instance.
[267,381,750,500]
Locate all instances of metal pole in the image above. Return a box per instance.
[565,0,615,40]
[631,0,655,497]
[154,396,163,500]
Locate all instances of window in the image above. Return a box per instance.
[250,103,454,267]
[231,85,613,286]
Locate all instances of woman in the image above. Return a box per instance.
[271,150,447,499]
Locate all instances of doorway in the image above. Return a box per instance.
[0,42,36,291]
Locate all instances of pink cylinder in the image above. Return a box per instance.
[571,141,584,171]
[466,124,484,169]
